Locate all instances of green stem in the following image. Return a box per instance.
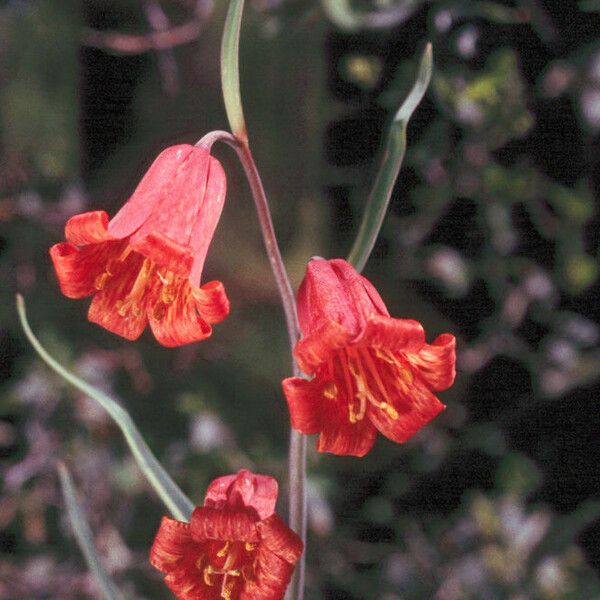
[219,3,306,596]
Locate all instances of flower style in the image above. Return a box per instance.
[282,258,456,457]
[150,469,303,600]
[49,144,229,346]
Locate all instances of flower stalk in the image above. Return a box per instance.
[219,2,306,597]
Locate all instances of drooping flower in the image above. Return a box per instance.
[49,144,229,347]
[282,258,456,457]
[150,469,303,600]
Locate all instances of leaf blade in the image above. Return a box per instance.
[347,42,433,273]
[58,462,124,600]
[17,294,194,522]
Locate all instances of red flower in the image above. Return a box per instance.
[49,145,229,347]
[150,470,303,600]
[282,258,456,457]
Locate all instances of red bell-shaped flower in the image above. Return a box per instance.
[282,258,456,457]
[150,470,303,600]
[50,145,229,346]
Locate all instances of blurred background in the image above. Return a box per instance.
[1,0,600,598]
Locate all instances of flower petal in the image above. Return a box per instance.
[368,374,445,444]
[148,281,218,348]
[131,231,193,278]
[193,281,230,324]
[315,380,378,456]
[204,470,278,521]
[49,240,125,299]
[65,211,112,245]
[281,377,322,435]
[297,258,388,339]
[189,157,227,284]
[149,516,195,574]
[293,319,354,374]
[87,252,151,341]
[128,146,212,254]
[190,507,259,543]
[356,315,425,353]
[239,546,295,600]
[256,514,303,564]
[405,333,456,391]
[108,145,198,239]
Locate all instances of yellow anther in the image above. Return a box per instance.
[195,554,205,570]
[375,348,399,365]
[217,542,230,558]
[399,366,414,384]
[94,272,109,291]
[203,565,215,586]
[244,543,257,552]
[323,382,338,399]
[385,404,399,419]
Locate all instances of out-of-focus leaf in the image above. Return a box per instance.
[17,295,194,522]
[221,0,247,140]
[58,463,125,600]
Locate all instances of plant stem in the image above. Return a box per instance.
[197,130,307,599]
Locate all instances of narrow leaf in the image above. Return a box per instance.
[347,43,433,273]
[57,462,124,600]
[17,294,194,522]
[221,0,247,141]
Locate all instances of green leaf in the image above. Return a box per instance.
[347,42,433,273]
[58,462,125,600]
[17,295,194,522]
[221,0,247,141]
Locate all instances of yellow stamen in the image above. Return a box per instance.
[323,382,338,399]
[94,272,109,291]
[217,542,230,558]
[116,258,155,319]
[203,565,215,586]
[244,543,257,552]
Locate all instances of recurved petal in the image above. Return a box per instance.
[190,507,260,543]
[149,516,194,574]
[281,377,322,435]
[193,281,230,324]
[356,315,425,353]
[49,240,125,299]
[368,375,445,444]
[65,211,112,245]
[204,470,278,521]
[405,333,456,391]
[148,282,215,347]
[256,514,303,564]
[293,319,354,374]
[239,545,295,600]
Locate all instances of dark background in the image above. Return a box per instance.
[1,0,600,598]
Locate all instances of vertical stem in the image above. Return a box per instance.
[287,429,307,600]
[218,2,306,595]
[198,132,307,598]
[235,142,307,600]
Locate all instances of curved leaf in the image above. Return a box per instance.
[17,294,194,522]
[347,42,433,273]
